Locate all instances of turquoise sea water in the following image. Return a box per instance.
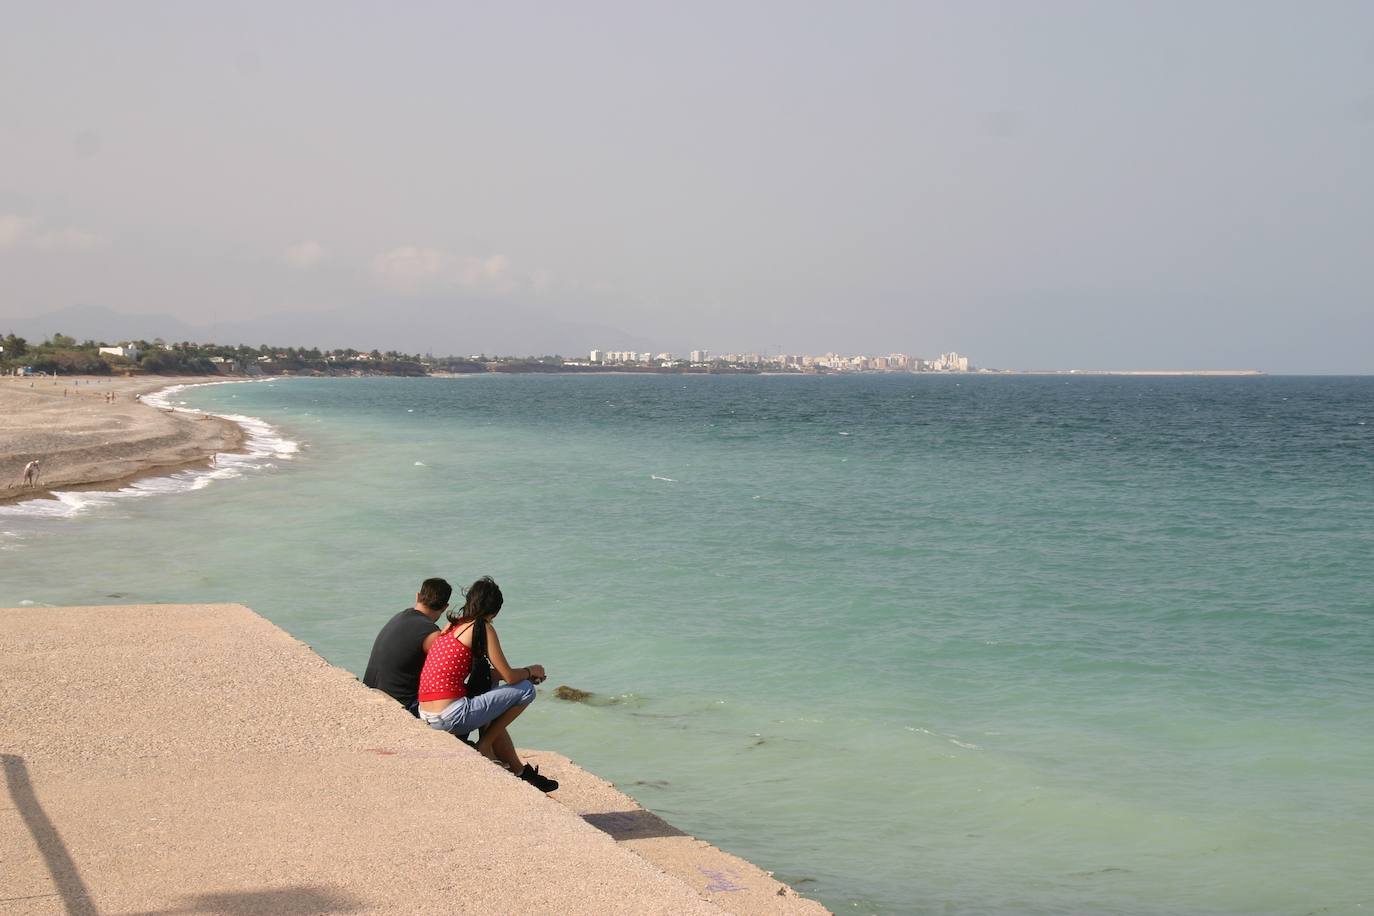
[3,375,1372,914]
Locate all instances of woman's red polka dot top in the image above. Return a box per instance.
[417,625,475,703]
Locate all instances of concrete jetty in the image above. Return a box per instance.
[1,604,828,915]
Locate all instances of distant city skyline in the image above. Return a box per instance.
[585,348,972,372]
[0,302,1305,373]
[2,3,1372,372]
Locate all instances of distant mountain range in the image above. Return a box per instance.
[0,301,654,358]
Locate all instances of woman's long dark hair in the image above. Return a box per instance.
[446,576,503,626]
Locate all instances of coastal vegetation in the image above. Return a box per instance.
[0,333,769,377]
[0,333,430,377]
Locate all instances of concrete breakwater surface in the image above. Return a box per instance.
[1,603,824,914]
[3,374,1373,914]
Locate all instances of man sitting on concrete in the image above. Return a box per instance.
[362,578,451,715]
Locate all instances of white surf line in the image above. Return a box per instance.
[0,378,299,523]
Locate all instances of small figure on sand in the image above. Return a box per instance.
[22,459,40,488]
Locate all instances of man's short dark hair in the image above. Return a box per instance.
[417,577,452,610]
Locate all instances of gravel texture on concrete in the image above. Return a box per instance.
[1,604,827,915]
[541,752,829,916]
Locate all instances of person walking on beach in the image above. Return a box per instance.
[362,578,451,714]
[416,577,557,792]
[22,459,40,488]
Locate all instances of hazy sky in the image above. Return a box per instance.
[2,1,1371,370]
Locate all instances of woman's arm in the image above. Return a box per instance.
[483,623,545,684]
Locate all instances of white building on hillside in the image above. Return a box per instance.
[99,345,140,361]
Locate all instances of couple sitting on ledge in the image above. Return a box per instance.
[363,576,558,793]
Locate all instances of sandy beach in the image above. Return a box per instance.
[0,375,243,505]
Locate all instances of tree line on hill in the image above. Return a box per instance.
[0,334,435,376]
[0,332,692,377]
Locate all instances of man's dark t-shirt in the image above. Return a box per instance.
[362,608,439,707]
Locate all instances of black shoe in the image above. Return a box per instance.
[519,763,559,793]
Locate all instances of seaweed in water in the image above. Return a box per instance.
[553,685,594,702]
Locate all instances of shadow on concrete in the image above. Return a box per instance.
[582,809,688,842]
[3,756,359,916]
[2,753,98,916]
[137,886,365,915]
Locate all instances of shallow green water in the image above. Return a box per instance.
[3,374,1371,914]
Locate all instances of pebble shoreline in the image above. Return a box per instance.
[0,375,244,504]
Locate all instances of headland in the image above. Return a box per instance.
[0,376,242,505]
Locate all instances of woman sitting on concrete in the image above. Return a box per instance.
[416,576,558,792]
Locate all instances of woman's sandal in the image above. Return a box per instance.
[518,763,559,793]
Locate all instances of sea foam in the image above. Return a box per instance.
[0,379,297,526]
